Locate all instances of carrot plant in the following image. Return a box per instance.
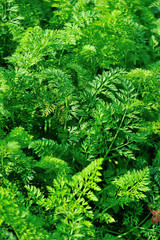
[0,0,160,239]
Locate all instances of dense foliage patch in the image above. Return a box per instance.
[0,0,160,239]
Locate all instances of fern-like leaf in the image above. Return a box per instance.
[29,138,69,158]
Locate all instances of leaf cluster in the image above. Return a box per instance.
[0,0,160,239]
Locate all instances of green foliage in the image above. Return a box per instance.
[29,138,69,158]
[35,158,103,239]
[63,68,147,167]
[0,179,52,240]
[0,127,34,186]
[151,149,160,187]
[0,0,22,65]
[5,126,33,148]
[35,156,71,175]
[126,64,160,140]
[1,0,160,239]
[112,167,150,205]
[94,167,150,234]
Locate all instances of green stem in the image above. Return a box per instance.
[117,212,151,238]
[1,154,3,166]
[64,98,68,130]
[44,119,48,134]
[69,225,74,240]
[12,225,20,240]
[111,141,133,152]
[104,109,127,161]
[102,212,151,238]
[104,229,120,235]
[47,118,53,134]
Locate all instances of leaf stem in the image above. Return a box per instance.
[104,109,127,161]
[117,212,151,238]
[1,154,3,166]
[12,225,20,240]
